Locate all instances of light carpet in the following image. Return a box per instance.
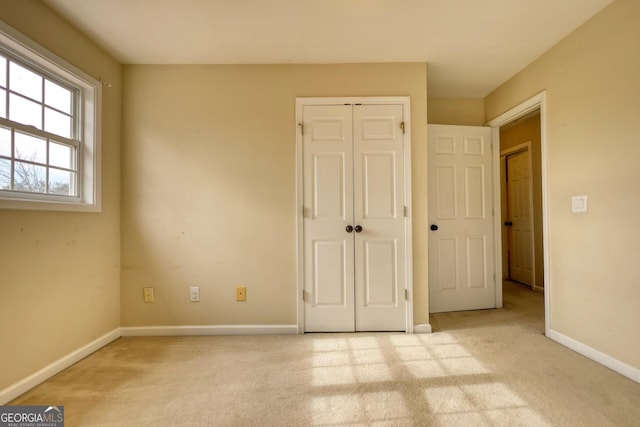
[10,282,640,426]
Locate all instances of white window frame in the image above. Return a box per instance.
[0,20,101,212]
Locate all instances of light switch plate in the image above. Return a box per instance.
[572,195,588,213]
[190,286,200,302]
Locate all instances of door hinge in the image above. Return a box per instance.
[404,289,409,301]
[303,290,310,302]
[403,206,408,217]
[298,122,304,135]
[400,121,406,134]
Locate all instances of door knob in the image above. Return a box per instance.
[504,221,513,227]
[346,225,354,233]
[354,225,363,233]
[430,224,439,231]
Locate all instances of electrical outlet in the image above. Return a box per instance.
[190,286,200,302]
[143,287,155,303]
[236,286,246,302]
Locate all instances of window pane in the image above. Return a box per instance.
[0,127,9,157]
[45,80,71,114]
[49,141,74,169]
[44,107,71,138]
[14,161,46,193]
[0,158,10,190]
[15,132,46,164]
[0,88,5,118]
[9,93,42,129]
[0,56,6,87]
[49,168,74,195]
[9,61,42,101]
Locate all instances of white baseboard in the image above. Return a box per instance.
[0,328,120,405]
[120,324,299,337]
[547,329,640,383]
[413,323,432,334]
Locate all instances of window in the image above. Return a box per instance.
[0,21,101,211]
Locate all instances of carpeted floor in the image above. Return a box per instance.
[10,281,640,426]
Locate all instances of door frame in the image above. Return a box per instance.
[501,141,536,289]
[295,96,414,334]
[486,91,549,335]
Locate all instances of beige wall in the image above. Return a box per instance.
[0,1,121,390]
[121,63,429,327]
[427,97,484,126]
[500,114,544,291]
[486,0,640,369]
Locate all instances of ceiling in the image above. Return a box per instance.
[43,0,613,97]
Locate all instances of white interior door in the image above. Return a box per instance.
[353,104,406,331]
[507,150,534,286]
[303,105,355,332]
[302,102,407,332]
[428,124,495,313]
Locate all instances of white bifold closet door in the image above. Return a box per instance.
[303,103,406,332]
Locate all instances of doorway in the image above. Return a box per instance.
[499,111,544,292]
[487,92,549,335]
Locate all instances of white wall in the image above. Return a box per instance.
[486,0,640,370]
[121,63,429,328]
[427,97,484,126]
[0,0,121,391]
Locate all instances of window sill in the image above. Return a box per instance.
[0,196,101,212]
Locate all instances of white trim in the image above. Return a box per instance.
[413,323,432,334]
[0,328,120,405]
[403,105,414,334]
[120,325,298,337]
[295,96,414,333]
[486,93,545,128]
[500,141,536,290]
[295,100,305,334]
[547,329,640,383]
[491,132,504,308]
[296,97,411,106]
[487,91,549,335]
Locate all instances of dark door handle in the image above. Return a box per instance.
[430,224,439,231]
[354,225,363,233]
[346,225,353,233]
[504,221,513,227]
